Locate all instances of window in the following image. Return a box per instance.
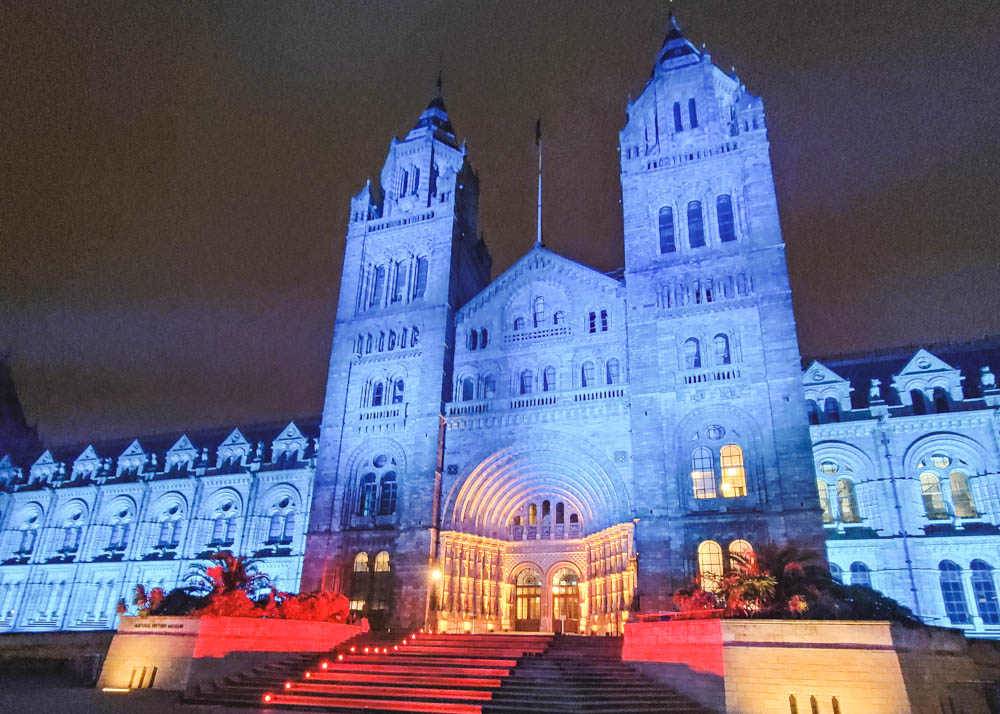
[374,551,390,573]
[365,334,372,353]
[529,503,537,526]
[713,334,731,365]
[824,397,840,422]
[850,561,871,588]
[469,330,477,350]
[600,309,609,331]
[939,561,971,625]
[687,201,705,248]
[606,358,620,385]
[688,98,698,128]
[806,400,819,425]
[157,518,180,548]
[388,330,397,350]
[581,361,596,388]
[717,194,736,242]
[933,387,949,413]
[836,478,860,523]
[358,473,377,516]
[720,444,747,497]
[729,540,754,570]
[378,331,385,352]
[911,389,928,415]
[484,375,497,399]
[588,312,597,334]
[378,473,397,515]
[19,527,38,554]
[950,471,977,518]
[461,377,475,401]
[372,265,386,308]
[658,207,676,254]
[350,552,369,611]
[413,257,428,299]
[371,382,384,407]
[691,447,716,499]
[684,338,701,369]
[697,540,724,591]
[392,261,406,302]
[514,317,525,331]
[282,512,295,542]
[829,563,843,584]
[109,522,131,550]
[520,370,533,395]
[480,328,488,348]
[268,513,283,542]
[410,326,419,346]
[543,366,556,392]
[817,479,833,523]
[971,560,1000,625]
[673,101,682,132]
[553,311,566,325]
[921,472,947,520]
[392,379,404,404]
[533,296,547,328]
[62,526,81,553]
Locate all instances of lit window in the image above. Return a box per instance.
[713,334,730,365]
[849,561,871,588]
[358,474,377,516]
[836,478,860,523]
[581,361,596,388]
[528,504,537,526]
[378,473,397,515]
[950,471,977,518]
[920,472,947,520]
[728,540,754,570]
[939,561,971,625]
[930,453,951,468]
[697,540,724,591]
[816,479,833,523]
[720,444,746,497]
[971,560,1000,625]
[354,552,369,571]
[691,447,716,499]
[687,201,705,248]
[819,460,838,475]
[717,194,736,242]
[606,358,620,385]
[658,206,676,254]
[684,338,701,369]
[374,551,390,572]
[829,563,843,584]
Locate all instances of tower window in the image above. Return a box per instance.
[717,194,736,242]
[950,471,977,518]
[933,387,949,413]
[554,311,566,325]
[588,312,597,333]
[462,377,475,401]
[911,389,928,415]
[971,560,1000,625]
[480,328,488,348]
[688,98,698,128]
[372,382,384,407]
[920,472,947,520]
[372,265,387,308]
[684,338,701,369]
[520,370,533,395]
[378,473,397,515]
[713,334,731,365]
[816,479,833,523]
[806,400,819,425]
[358,474,377,516]
[606,358,620,385]
[837,478,860,523]
[413,257,428,299]
[581,361,596,388]
[697,540,724,591]
[392,379,404,404]
[543,366,556,392]
[600,309,609,331]
[720,444,747,497]
[469,330,477,350]
[691,446,716,499]
[658,206,676,254]
[533,296,547,327]
[673,101,682,132]
[823,397,840,422]
[514,317,525,331]
[392,261,406,302]
[939,561,971,624]
[484,375,497,399]
[687,201,705,248]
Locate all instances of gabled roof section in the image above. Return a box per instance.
[803,361,850,387]
[167,434,197,456]
[119,439,146,459]
[897,348,957,377]
[656,11,701,68]
[219,428,250,449]
[458,245,621,321]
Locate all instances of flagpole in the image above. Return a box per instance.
[535,118,542,247]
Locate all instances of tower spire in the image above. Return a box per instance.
[535,117,543,248]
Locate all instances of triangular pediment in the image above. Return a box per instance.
[167,434,197,455]
[119,439,146,458]
[459,246,621,321]
[220,428,249,448]
[274,421,305,443]
[33,449,55,467]
[803,361,849,386]
[0,454,15,471]
[74,445,100,466]
[897,349,956,376]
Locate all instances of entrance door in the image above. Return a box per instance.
[552,568,580,634]
[514,568,541,631]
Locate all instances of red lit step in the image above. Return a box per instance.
[401,646,541,656]
[263,692,481,713]
[285,682,494,700]
[308,672,503,687]
[329,663,510,677]
[340,655,518,667]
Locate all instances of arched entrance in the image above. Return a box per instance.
[514,568,541,631]
[551,567,580,634]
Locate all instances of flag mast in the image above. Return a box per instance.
[535,117,543,247]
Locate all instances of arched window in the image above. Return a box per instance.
[413,257,428,299]
[920,472,947,520]
[410,326,419,346]
[697,540,724,591]
[600,309,609,331]
[816,479,833,523]
[606,358,620,385]
[939,561,971,624]
[469,330,478,350]
[372,382,384,407]
[691,446,716,499]
[823,397,840,423]
[358,473,377,517]
[62,526,82,553]
[806,400,819,425]
[581,361,596,388]
[19,526,38,554]
[528,503,538,526]
[717,194,736,242]
[365,334,373,354]
[533,296,547,327]
[514,317,525,331]
[543,366,557,392]
[268,513,283,542]
[836,478,860,523]
[932,387,949,413]
[350,552,370,611]
[391,379,404,404]
[850,561,871,588]
[911,389,928,415]
[461,377,475,401]
[684,338,701,369]
[688,98,698,128]
[971,560,1000,625]
[950,471,977,518]
[388,330,397,351]
[713,334,731,365]
[658,206,676,254]
[377,331,385,352]
[480,328,488,348]
[370,265,386,309]
[829,563,843,584]
[687,201,705,248]
[392,261,406,302]
[789,695,798,714]
[673,101,682,132]
[729,539,754,571]
[378,473,397,515]
[555,502,564,524]
[484,375,497,399]
[720,444,747,497]
[588,312,597,333]
[520,370,533,395]
[109,521,131,551]
[553,311,566,325]
[374,551,390,573]
[354,551,369,572]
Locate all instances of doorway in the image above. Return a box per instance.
[514,568,541,631]
[551,567,580,634]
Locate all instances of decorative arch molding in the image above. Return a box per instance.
[100,495,138,520]
[202,487,244,514]
[508,560,544,585]
[12,500,44,525]
[443,434,632,538]
[259,483,303,512]
[149,491,189,515]
[344,438,407,481]
[811,440,878,482]
[54,498,90,523]
[901,431,994,475]
[500,277,574,327]
[545,560,583,585]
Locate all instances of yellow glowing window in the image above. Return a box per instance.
[817,479,834,523]
[719,445,746,497]
[728,539,754,571]
[691,446,716,499]
[836,478,861,523]
[949,471,977,518]
[697,540,724,591]
[930,453,951,468]
[920,472,947,520]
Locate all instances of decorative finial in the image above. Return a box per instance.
[869,378,882,402]
[535,116,543,248]
[981,366,996,391]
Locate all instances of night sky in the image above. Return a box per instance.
[3,1,998,447]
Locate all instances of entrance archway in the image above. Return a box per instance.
[514,568,541,631]
[551,567,580,634]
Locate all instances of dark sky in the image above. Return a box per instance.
[2,1,998,448]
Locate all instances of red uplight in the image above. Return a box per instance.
[263,693,272,702]
[320,661,329,670]
[393,645,398,651]
[284,682,292,690]
[401,639,407,645]
[410,634,416,639]
[419,628,424,633]
[363,647,370,653]
[337,654,344,661]
[304,671,311,678]
[349,646,356,652]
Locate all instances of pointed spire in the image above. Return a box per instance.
[656,8,700,66]
[535,116,543,248]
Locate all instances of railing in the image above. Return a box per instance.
[510,395,558,409]
[446,400,491,417]
[503,325,571,344]
[683,367,742,385]
[365,209,435,233]
[358,407,401,422]
[573,387,625,402]
[445,385,627,419]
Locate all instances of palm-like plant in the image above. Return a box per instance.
[186,550,270,598]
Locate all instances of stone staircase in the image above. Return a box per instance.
[187,631,712,713]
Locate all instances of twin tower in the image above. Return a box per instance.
[302,16,825,631]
